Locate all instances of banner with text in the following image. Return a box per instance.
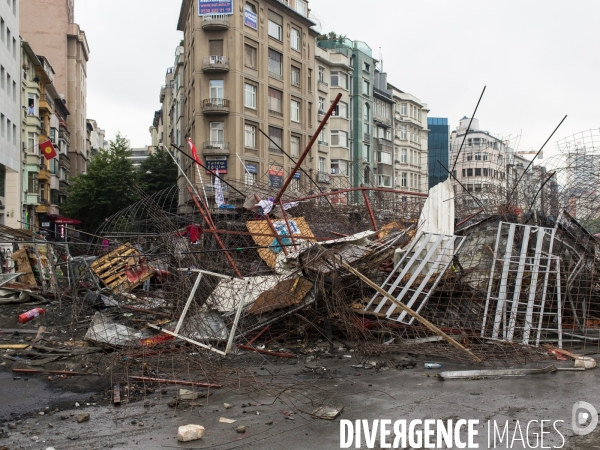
[198,0,233,16]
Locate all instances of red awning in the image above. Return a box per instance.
[53,216,82,225]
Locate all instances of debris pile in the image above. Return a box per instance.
[0,130,599,397]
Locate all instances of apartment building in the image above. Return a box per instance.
[389,84,429,193]
[177,0,316,207]
[20,0,90,176]
[314,43,352,191]
[86,119,105,159]
[0,0,21,228]
[129,147,151,169]
[450,117,527,209]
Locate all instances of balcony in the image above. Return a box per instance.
[202,141,230,156]
[363,132,371,142]
[38,168,51,182]
[202,98,230,115]
[317,80,329,92]
[39,94,53,113]
[202,14,229,30]
[202,56,230,72]
[59,179,70,192]
[317,171,331,184]
[373,113,392,127]
[375,138,393,152]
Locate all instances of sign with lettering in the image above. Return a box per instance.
[205,156,228,174]
[244,7,257,29]
[198,0,233,16]
[245,164,258,174]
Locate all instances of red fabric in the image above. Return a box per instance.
[40,140,57,160]
[188,139,201,166]
[188,224,201,243]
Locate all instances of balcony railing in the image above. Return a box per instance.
[202,14,229,30]
[375,138,393,151]
[202,98,230,115]
[317,80,328,92]
[202,141,230,155]
[202,56,230,72]
[373,113,392,127]
[205,183,229,192]
[363,132,371,142]
[268,109,283,117]
[268,70,283,81]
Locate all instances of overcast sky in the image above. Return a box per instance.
[77,0,600,157]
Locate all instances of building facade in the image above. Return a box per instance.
[20,0,90,176]
[450,117,529,210]
[373,69,394,188]
[176,0,317,208]
[0,0,21,228]
[389,85,428,193]
[314,43,352,191]
[427,117,449,190]
[317,38,376,189]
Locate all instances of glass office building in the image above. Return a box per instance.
[427,117,450,189]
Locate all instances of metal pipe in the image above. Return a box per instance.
[274,93,343,203]
[129,375,222,389]
[361,185,378,231]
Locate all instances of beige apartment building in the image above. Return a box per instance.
[20,0,90,176]
[389,84,429,194]
[177,0,317,206]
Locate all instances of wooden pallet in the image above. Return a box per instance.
[90,243,153,293]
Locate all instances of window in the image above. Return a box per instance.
[209,122,224,143]
[318,66,326,83]
[363,62,370,72]
[363,143,370,161]
[268,87,283,115]
[308,69,312,93]
[295,0,307,16]
[209,40,223,56]
[400,125,407,139]
[467,168,473,177]
[11,37,15,58]
[0,114,3,137]
[331,160,347,176]
[244,83,256,109]
[401,148,407,163]
[50,128,57,144]
[475,168,482,176]
[330,71,347,89]
[362,79,370,95]
[363,103,370,121]
[244,44,257,69]
[11,123,15,144]
[0,18,4,43]
[401,172,407,187]
[475,153,481,161]
[291,66,301,87]
[378,152,392,165]
[318,97,325,114]
[268,126,283,153]
[11,79,15,101]
[474,183,482,192]
[466,154,473,161]
[400,103,407,115]
[331,131,348,147]
[6,73,9,97]
[291,28,300,51]
[0,66,3,90]
[28,172,38,194]
[244,124,257,149]
[333,101,348,118]
[319,157,326,173]
[27,132,37,153]
[6,119,10,143]
[268,48,282,79]
[291,135,300,157]
[483,168,489,177]
[268,11,283,41]
[209,80,224,99]
[291,99,300,122]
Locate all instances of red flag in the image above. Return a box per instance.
[187,138,201,166]
[40,140,57,160]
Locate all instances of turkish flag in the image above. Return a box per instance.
[187,138,201,166]
[40,140,57,160]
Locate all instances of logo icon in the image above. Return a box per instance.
[572,401,598,436]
